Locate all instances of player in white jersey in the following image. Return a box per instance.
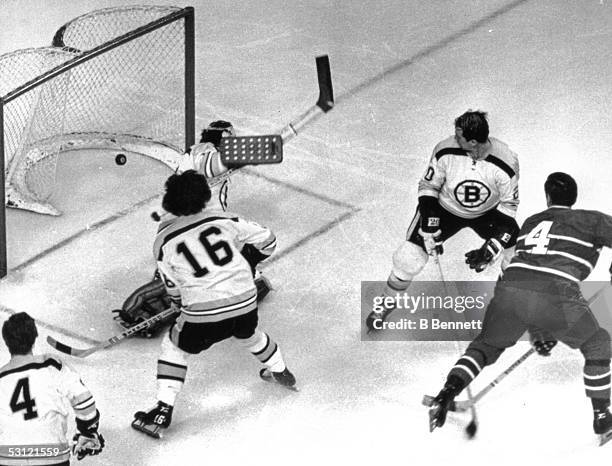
[131,170,296,439]
[0,313,104,465]
[113,121,272,337]
[366,111,521,331]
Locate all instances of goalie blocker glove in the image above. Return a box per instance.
[465,238,503,273]
[72,409,105,460]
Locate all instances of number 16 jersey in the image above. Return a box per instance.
[507,206,612,282]
[153,209,277,323]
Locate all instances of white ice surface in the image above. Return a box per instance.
[2,1,612,465]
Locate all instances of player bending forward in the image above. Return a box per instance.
[0,313,104,465]
[366,110,520,331]
[132,170,296,439]
[113,120,272,337]
[429,172,612,445]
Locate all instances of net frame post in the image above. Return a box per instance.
[0,100,6,278]
[184,6,195,152]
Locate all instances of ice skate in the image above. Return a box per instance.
[131,401,173,439]
[594,410,612,446]
[260,367,298,392]
[428,385,459,432]
[365,298,395,333]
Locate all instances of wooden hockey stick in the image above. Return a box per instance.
[46,306,179,358]
[218,54,334,165]
[423,283,611,413]
[432,254,478,437]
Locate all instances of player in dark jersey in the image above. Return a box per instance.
[428,172,612,445]
[366,111,521,331]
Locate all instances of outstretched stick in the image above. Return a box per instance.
[47,307,179,358]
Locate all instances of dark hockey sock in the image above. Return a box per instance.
[447,348,486,388]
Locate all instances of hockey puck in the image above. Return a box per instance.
[115,153,127,165]
[151,211,161,222]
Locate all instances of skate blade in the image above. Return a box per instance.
[428,406,440,433]
[599,431,612,447]
[422,394,459,412]
[131,419,164,439]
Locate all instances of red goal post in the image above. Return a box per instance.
[0,6,196,278]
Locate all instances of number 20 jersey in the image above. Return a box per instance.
[506,206,612,282]
[418,136,520,219]
[154,209,277,323]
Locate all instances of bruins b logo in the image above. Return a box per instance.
[454,180,491,208]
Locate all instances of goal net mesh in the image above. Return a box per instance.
[1,6,193,215]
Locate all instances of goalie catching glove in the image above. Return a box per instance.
[112,271,176,338]
[465,238,503,272]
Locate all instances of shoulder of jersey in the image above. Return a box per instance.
[190,141,218,155]
[0,354,63,377]
[432,136,468,160]
[156,210,239,236]
[487,138,519,174]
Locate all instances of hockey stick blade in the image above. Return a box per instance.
[46,335,102,358]
[315,55,334,112]
[46,307,179,358]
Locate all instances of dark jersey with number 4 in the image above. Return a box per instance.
[506,206,612,282]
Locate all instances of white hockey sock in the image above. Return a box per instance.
[156,333,190,406]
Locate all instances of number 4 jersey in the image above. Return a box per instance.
[153,209,277,323]
[0,354,97,463]
[506,206,612,282]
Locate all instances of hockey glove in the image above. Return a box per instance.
[465,238,503,273]
[530,332,557,357]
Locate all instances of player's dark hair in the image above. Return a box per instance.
[455,111,489,143]
[162,170,212,216]
[2,312,38,355]
[545,172,577,207]
[199,120,234,146]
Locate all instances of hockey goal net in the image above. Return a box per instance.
[0,5,195,276]
[0,5,194,214]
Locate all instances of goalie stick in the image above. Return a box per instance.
[422,284,611,413]
[215,55,334,165]
[46,307,179,358]
[151,54,334,222]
